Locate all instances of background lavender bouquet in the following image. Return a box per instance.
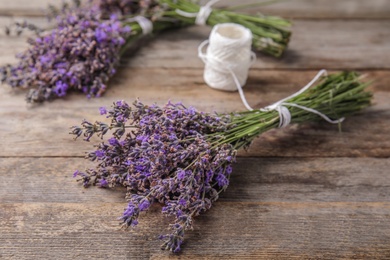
[70,71,372,252]
[1,0,290,102]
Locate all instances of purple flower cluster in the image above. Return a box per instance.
[98,0,153,16]
[71,100,236,252]
[1,6,130,102]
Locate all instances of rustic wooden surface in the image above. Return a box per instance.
[0,1,390,259]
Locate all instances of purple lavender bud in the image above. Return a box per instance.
[138,199,150,211]
[54,81,68,97]
[69,126,83,139]
[216,173,229,187]
[110,13,118,20]
[123,203,135,217]
[121,202,140,227]
[226,165,233,175]
[95,150,105,158]
[95,28,108,42]
[99,178,109,187]
[98,0,151,17]
[177,169,186,181]
[178,199,187,207]
[67,15,77,24]
[205,170,214,182]
[116,115,125,122]
[136,135,148,143]
[99,107,107,115]
[108,137,119,146]
[39,55,51,64]
[73,170,80,178]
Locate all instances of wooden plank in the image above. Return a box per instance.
[0,0,51,17]
[1,0,390,19]
[1,202,390,259]
[1,157,390,203]
[0,69,389,158]
[1,158,390,257]
[2,19,389,70]
[218,0,390,19]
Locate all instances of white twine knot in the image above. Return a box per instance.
[128,16,153,35]
[198,23,256,111]
[175,0,220,25]
[261,69,345,128]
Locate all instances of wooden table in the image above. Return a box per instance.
[1,1,390,259]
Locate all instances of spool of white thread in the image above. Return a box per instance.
[199,23,254,91]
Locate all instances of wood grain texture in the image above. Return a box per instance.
[1,202,390,259]
[0,0,51,17]
[1,157,390,203]
[1,157,390,259]
[0,70,389,157]
[217,0,390,19]
[1,0,390,19]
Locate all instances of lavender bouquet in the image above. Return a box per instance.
[159,0,291,57]
[1,0,290,102]
[97,0,292,57]
[71,71,372,252]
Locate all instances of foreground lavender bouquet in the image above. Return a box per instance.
[1,0,290,102]
[70,72,371,252]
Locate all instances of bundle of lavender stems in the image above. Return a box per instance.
[0,0,291,102]
[71,72,372,252]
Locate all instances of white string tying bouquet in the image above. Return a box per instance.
[127,16,153,35]
[176,0,220,25]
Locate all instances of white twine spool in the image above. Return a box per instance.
[198,23,255,92]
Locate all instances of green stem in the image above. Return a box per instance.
[206,72,372,150]
[225,0,288,11]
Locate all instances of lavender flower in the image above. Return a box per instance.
[71,100,236,252]
[98,0,153,17]
[1,6,130,102]
[71,72,372,252]
[99,107,108,115]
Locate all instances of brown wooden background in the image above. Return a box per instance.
[0,0,390,259]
